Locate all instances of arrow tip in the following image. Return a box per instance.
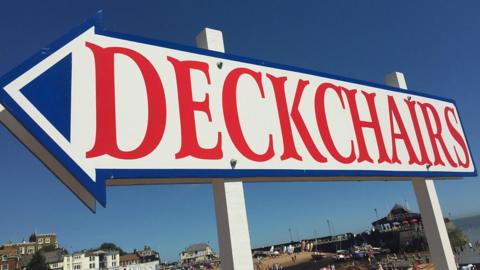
[21,54,72,142]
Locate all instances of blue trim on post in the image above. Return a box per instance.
[0,15,476,208]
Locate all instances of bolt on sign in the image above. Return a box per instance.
[0,18,475,211]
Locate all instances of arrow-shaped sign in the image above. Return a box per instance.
[0,19,109,211]
[0,16,475,212]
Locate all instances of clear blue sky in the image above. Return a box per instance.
[1,1,479,263]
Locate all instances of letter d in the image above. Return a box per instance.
[85,42,167,159]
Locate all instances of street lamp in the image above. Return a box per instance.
[326,219,332,239]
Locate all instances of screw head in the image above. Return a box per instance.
[230,159,237,169]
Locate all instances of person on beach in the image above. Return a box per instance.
[367,247,374,265]
[343,266,367,270]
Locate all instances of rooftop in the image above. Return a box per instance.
[35,233,56,237]
[390,203,412,215]
[372,203,421,226]
[0,247,18,257]
[120,253,140,262]
[184,243,210,254]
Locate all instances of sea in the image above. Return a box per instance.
[454,215,480,244]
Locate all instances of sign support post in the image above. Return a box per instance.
[385,72,457,270]
[196,28,255,270]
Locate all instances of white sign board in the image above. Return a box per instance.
[0,19,475,210]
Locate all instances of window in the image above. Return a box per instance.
[20,247,25,255]
[2,264,9,270]
[38,238,43,244]
[73,263,81,270]
[27,247,34,254]
[45,238,51,244]
[112,254,116,260]
[89,263,95,269]
[1,256,6,262]
[89,256,95,262]
[51,263,58,268]
[74,255,81,260]
[112,262,116,267]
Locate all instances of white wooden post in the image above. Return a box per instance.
[385,72,456,270]
[196,28,254,270]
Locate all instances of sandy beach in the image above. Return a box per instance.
[252,251,461,270]
[254,252,322,269]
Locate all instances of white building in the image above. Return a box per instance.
[179,243,217,266]
[63,250,120,270]
[119,246,160,270]
[118,260,159,270]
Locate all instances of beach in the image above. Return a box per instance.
[255,250,480,270]
[254,252,324,269]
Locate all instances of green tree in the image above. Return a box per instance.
[448,227,468,248]
[99,242,125,255]
[26,252,49,270]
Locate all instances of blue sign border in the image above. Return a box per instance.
[0,15,476,208]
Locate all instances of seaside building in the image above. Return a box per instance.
[0,232,58,256]
[33,233,58,251]
[63,250,120,270]
[0,246,20,270]
[119,246,160,270]
[119,253,140,267]
[20,249,65,270]
[365,203,466,253]
[179,243,218,266]
[372,204,422,232]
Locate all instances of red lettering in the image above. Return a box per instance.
[223,68,274,162]
[387,96,420,164]
[419,102,457,167]
[168,57,222,160]
[266,74,301,161]
[445,107,470,168]
[85,42,166,159]
[268,74,330,163]
[314,83,355,164]
[344,89,391,164]
[286,80,329,163]
[404,99,431,165]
